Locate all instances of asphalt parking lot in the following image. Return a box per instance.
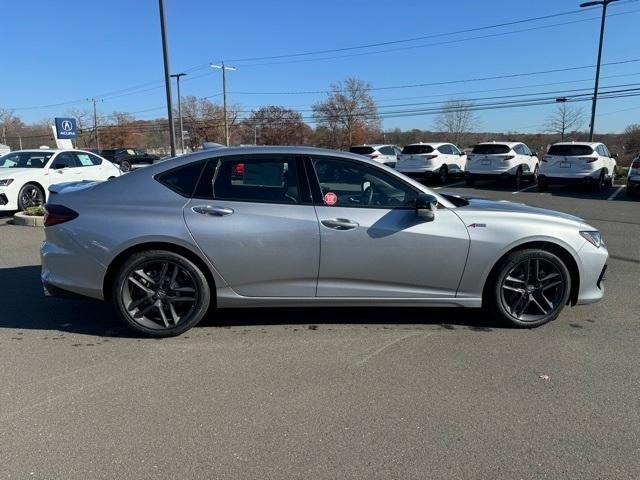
[0,183,638,479]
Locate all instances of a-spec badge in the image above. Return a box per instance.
[467,223,487,228]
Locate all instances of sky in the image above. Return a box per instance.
[2,0,639,134]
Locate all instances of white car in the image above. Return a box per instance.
[0,149,121,211]
[395,142,466,184]
[538,142,617,192]
[349,144,401,167]
[465,141,539,187]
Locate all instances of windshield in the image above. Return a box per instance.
[401,145,435,154]
[472,144,511,154]
[349,146,375,155]
[0,152,53,168]
[547,145,594,156]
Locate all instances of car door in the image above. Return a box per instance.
[47,152,81,186]
[599,145,613,174]
[183,154,320,297]
[450,144,465,172]
[438,144,454,171]
[522,144,537,172]
[308,156,470,298]
[74,152,107,180]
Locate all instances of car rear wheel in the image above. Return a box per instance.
[593,171,606,193]
[485,249,571,328]
[112,250,211,337]
[120,160,132,172]
[438,165,449,184]
[17,183,45,211]
[605,168,615,187]
[529,164,539,184]
[512,168,523,188]
[537,176,548,191]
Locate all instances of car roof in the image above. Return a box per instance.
[351,144,395,148]
[475,141,522,147]
[404,142,448,147]
[551,141,602,147]
[8,148,94,153]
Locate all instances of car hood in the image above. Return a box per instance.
[445,193,584,223]
[0,168,43,178]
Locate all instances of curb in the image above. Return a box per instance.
[13,212,44,227]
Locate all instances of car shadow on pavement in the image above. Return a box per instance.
[0,266,505,337]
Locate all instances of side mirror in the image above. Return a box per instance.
[416,193,438,222]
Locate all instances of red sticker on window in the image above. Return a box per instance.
[323,192,338,206]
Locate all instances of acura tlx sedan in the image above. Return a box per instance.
[41,146,608,337]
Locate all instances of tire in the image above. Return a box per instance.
[529,164,539,184]
[593,171,605,193]
[17,183,45,211]
[537,177,548,191]
[120,160,132,172]
[484,249,571,328]
[112,250,211,337]
[605,168,615,187]
[627,186,638,199]
[438,165,449,184]
[512,168,523,188]
[465,176,476,187]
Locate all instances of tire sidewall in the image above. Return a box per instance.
[18,183,44,211]
[112,250,211,337]
[488,249,571,328]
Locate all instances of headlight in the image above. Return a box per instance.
[580,230,602,248]
[0,179,14,187]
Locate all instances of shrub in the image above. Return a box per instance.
[23,205,45,216]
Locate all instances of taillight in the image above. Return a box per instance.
[542,156,552,162]
[579,156,597,163]
[503,155,515,161]
[424,154,439,160]
[44,204,78,227]
[368,153,380,159]
[631,161,640,169]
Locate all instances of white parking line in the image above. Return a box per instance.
[512,185,537,194]
[607,185,625,201]
[434,181,465,190]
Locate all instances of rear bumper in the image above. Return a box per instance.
[397,169,437,178]
[464,171,513,180]
[538,170,601,184]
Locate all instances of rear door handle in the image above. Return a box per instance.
[321,218,359,230]
[192,205,234,217]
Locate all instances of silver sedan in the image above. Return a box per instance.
[41,146,608,337]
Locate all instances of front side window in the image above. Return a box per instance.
[195,156,301,204]
[0,152,53,168]
[311,157,417,209]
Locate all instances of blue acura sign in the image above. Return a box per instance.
[54,117,78,139]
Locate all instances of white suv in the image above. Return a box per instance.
[538,142,617,192]
[465,141,539,187]
[349,144,401,167]
[627,154,639,199]
[395,142,466,184]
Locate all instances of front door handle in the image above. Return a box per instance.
[321,218,359,231]
[192,205,234,217]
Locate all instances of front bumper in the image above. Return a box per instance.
[0,188,18,211]
[575,241,609,305]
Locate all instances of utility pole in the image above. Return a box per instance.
[580,0,619,141]
[210,62,236,146]
[87,98,103,149]
[19,136,22,149]
[1,127,5,145]
[158,0,176,156]
[170,72,187,153]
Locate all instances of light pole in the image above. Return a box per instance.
[580,0,619,141]
[210,62,236,146]
[158,0,176,157]
[170,72,187,153]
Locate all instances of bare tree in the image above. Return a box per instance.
[312,77,381,149]
[623,124,640,154]
[433,100,480,147]
[242,106,310,145]
[63,108,95,148]
[545,103,585,141]
[179,96,240,149]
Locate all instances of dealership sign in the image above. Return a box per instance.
[54,117,78,139]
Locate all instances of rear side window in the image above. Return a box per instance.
[402,145,435,154]
[194,155,302,204]
[547,145,594,156]
[349,146,375,155]
[472,144,511,155]
[156,161,206,197]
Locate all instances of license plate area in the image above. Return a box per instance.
[481,160,491,166]
[560,161,571,168]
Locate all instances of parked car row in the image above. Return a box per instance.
[350,141,621,193]
[90,148,160,172]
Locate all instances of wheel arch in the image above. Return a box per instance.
[482,240,580,306]
[103,241,217,305]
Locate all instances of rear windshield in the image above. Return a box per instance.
[401,145,435,154]
[547,145,593,156]
[472,144,511,154]
[349,146,375,155]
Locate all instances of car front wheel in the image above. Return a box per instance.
[112,250,211,337]
[485,249,571,328]
[17,183,45,210]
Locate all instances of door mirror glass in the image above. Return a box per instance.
[416,193,437,221]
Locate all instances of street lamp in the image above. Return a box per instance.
[210,62,236,146]
[158,0,176,157]
[170,72,187,153]
[580,0,619,141]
